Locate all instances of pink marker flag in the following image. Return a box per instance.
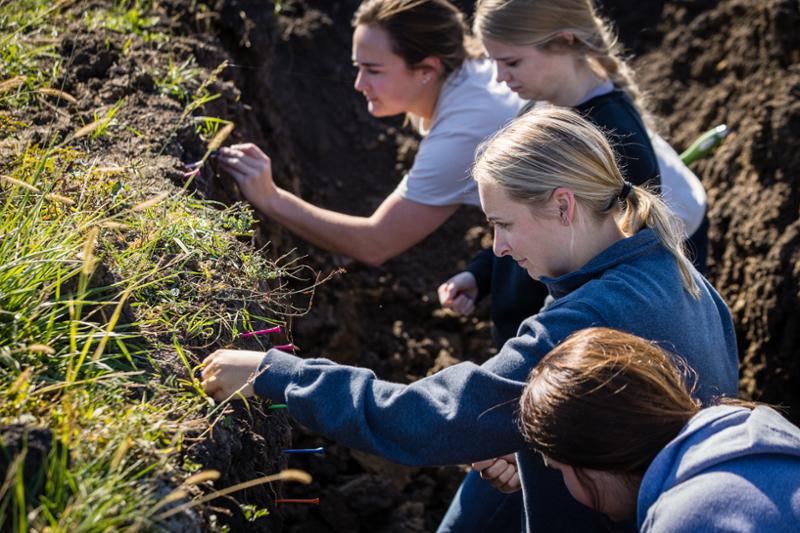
[239,326,282,338]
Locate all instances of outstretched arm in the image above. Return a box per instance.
[217,144,459,266]
[201,303,603,467]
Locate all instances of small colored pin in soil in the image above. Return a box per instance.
[240,326,282,338]
[275,498,320,505]
[268,403,288,410]
[274,343,297,353]
[283,447,325,455]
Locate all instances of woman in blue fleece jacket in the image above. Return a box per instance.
[200,107,739,532]
[519,327,800,532]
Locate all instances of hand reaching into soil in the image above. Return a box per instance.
[438,271,478,315]
[216,144,278,212]
[201,349,266,401]
[472,454,521,494]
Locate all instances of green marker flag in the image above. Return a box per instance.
[681,124,729,165]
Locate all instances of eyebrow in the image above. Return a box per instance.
[352,59,382,67]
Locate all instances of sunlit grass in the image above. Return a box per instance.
[0,1,313,530]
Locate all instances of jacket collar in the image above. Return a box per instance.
[539,229,659,299]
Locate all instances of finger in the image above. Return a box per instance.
[201,363,220,380]
[454,295,475,315]
[240,144,268,159]
[452,295,469,312]
[216,155,260,175]
[482,459,509,480]
[494,465,516,487]
[498,472,521,494]
[201,375,219,395]
[463,300,475,315]
[438,283,454,305]
[471,458,496,472]
[221,166,250,184]
[229,143,256,152]
[505,472,521,492]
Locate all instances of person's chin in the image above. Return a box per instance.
[368,105,400,119]
[508,86,529,99]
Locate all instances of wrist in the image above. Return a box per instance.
[253,184,285,216]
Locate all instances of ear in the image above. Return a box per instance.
[552,187,576,226]
[558,31,575,46]
[414,55,444,81]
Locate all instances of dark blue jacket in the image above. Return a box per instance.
[639,405,800,532]
[253,230,739,531]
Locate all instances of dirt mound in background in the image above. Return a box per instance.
[623,0,800,417]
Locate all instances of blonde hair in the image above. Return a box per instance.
[473,107,699,297]
[473,0,650,121]
[354,0,481,78]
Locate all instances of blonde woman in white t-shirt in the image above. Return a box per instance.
[217,0,520,265]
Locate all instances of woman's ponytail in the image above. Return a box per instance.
[620,187,700,298]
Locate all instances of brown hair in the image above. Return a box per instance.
[353,0,480,78]
[473,0,651,122]
[519,327,702,477]
[473,106,699,297]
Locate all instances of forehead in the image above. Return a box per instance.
[481,37,527,59]
[352,24,396,61]
[478,180,515,215]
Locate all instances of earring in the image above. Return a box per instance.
[422,76,430,85]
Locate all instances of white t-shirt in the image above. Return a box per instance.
[649,133,708,236]
[394,59,523,207]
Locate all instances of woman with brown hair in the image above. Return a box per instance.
[201,107,738,533]
[216,0,520,266]
[519,327,800,532]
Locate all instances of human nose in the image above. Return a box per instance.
[492,227,511,257]
[354,69,366,92]
[495,63,510,84]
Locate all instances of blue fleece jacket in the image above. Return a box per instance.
[253,229,739,531]
[638,405,800,532]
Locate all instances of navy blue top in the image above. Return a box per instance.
[639,405,800,532]
[468,87,660,348]
[253,230,739,532]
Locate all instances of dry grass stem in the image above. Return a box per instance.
[155,469,312,520]
[0,76,26,93]
[37,88,78,105]
[206,122,234,154]
[70,117,112,141]
[132,191,171,212]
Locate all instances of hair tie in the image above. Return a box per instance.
[619,181,634,201]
